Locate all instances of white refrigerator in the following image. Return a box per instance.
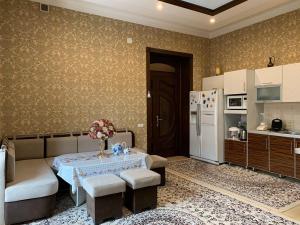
[189,89,224,164]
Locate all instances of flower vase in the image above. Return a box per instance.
[98,140,106,159]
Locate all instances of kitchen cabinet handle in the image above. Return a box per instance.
[261,82,273,85]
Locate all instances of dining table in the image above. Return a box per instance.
[52,148,149,206]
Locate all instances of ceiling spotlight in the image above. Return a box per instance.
[210,17,216,24]
[156,1,163,11]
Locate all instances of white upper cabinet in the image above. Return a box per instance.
[202,75,224,91]
[255,66,282,87]
[282,63,300,102]
[224,69,247,95]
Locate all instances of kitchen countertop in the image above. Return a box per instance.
[248,130,300,139]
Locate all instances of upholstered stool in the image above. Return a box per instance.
[120,168,160,213]
[82,174,126,224]
[147,155,168,186]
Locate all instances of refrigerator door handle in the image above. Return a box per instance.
[196,104,201,136]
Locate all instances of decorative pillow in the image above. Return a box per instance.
[5,141,15,183]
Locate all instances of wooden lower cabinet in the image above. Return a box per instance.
[269,136,294,177]
[225,139,247,167]
[295,139,300,179]
[248,133,269,171]
[296,155,300,179]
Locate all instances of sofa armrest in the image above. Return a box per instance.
[0,150,6,225]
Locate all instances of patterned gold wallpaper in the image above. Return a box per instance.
[0,0,210,149]
[1,0,299,149]
[209,9,300,75]
[0,0,5,137]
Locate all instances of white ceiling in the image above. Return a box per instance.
[33,0,300,38]
[182,0,233,10]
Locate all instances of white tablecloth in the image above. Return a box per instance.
[52,149,148,193]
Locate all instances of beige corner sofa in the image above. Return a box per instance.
[0,137,59,225]
[0,130,165,225]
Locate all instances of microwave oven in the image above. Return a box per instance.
[227,95,247,110]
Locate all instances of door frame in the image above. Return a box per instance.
[146,47,193,156]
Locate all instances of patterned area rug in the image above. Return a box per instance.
[168,158,300,209]
[26,173,296,225]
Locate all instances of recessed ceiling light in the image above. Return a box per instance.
[156,2,163,11]
[210,18,216,24]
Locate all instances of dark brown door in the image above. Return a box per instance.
[150,71,179,157]
[147,48,193,157]
[248,133,269,171]
[269,136,294,177]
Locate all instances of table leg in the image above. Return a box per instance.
[70,186,86,206]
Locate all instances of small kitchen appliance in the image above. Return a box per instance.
[228,127,240,140]
[226,95,247,110]
[271,118,283,131]
[256,113,268,131]
[240,129,247,141]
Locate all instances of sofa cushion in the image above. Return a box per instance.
[5,159,58,202]
[13,138,44,161]
[6,142,15,183]
[45,157,55,170]
[120,168,160,190]
[82,174,125,198]
[108,132,133,149]
[146,155,168,169]
[46,136,77,157]
[77,135,101,153]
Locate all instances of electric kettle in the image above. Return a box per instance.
[240,129,247,141]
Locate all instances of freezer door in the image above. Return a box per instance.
[190,123,201,157]
[201,123,217,161]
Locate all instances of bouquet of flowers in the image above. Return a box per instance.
[89,119,115,158]
[89,119,115,141]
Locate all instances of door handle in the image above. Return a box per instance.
[156,115,163,127]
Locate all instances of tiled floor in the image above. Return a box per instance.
[283,205,300,221]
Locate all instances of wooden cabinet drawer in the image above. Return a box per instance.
[248,133,269,171]
[296,155,300,179]
[225,140,247,167]
[270,136,294,177]
[295,139,300,179]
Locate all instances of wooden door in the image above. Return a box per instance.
[269,136,294,177]
[225,140,247,167]
[248,133,269,171]
[150,71,179,157]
